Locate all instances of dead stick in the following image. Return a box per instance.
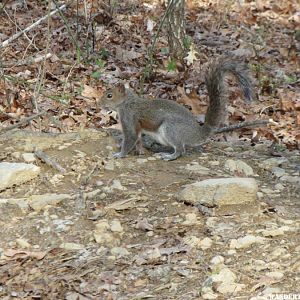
[215,119,270,134]
[0,111,47,134]
[2,53,52,68]
[34,150,66,173]
[0,4,66,49]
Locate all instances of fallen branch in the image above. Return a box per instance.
[2,53,52,68]
[215,119,270,134]
[0,111,47,134]
[0,4,66,49]
[34,150,66,173]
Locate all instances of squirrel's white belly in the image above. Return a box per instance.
[142,127,169,146]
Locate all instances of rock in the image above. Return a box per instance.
[266,271,284,280]
[137,158,148,164]
[261,157,288,170]
[210,268,236,283]
[270,247,287,259]
[28,193,72,211]
[182,213,199,225]
[104,160,115,171]
[209,161,220,166]
[183,236,202,248]
[111,179,127,191]
[60,243,84,250]
[110,247,130,257]
[199,237,213,250]
[210,255,224,265]
[178,178,258,215]
[110,220,123,232]
[0,162,40,190]
[202,291,218,299]
[271,167,285,178]
[217,282,245,295]
[230,235,265,249]
[280,175,300,184]
[183,163,210,175]
[93,232,119,246]
[16,238,31,248]
[21,153,36,163]
[260,227,286,237]
[224,159,254,176]
[274,183,285,190]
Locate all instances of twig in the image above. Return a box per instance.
[0,4,66,49]
[215,119,270,134]
[0,111,47,134]
[2,53,52,68]
[34,150,66,173]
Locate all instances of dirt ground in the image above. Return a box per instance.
[0,129,299,299]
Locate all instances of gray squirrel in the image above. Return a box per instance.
[99,59,255,161]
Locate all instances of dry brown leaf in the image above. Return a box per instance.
[81,84,103,99]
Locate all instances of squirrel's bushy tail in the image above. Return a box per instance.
[204,59,254,129]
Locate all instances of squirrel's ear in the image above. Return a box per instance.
[116,83,126,95]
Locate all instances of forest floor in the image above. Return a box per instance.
[0,0,299,299]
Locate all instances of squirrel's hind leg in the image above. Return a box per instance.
[156,123,186,160]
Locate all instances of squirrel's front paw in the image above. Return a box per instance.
[112,152,125,158]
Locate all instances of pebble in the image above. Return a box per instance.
[21,153,36,163]
[199,237,213,250]
[230,235,265,249]
[60,242,84,250]
[16,238,31,248]
[110,220,123,232]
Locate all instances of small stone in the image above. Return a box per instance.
[147,248,161,260]
[94,232,119,246]
[28,193,72,211]
[111,179,127,191]
[11,152,21,159]
[110,220,123,232]
[275,183,285,190]
[104,160,115,171]
[224,159,254,176]
[210,268,237,283]
[137,158,148,164]
[178,178,258,207]
[183,236,202,248]
[184,163,210,174]
[227,250,236,255]
[202,292,218,299]
[257,192,264,199]
[209,161,220,166]
[95,220,110,232]
[21,153,36,163]
[210,255,224,265]
[230,235,265,249]
[217,282,245,295]
[261,228,285,237]
[0,162,40,191]
[224,147,234,152]
[147,157,156,161]
[271,167,285,178]
[16,238,31,248]
[261,158,288,170]
[60,242,84,250]
[199,237,213,250]
[266,271,284,280]
[280,175,300,184]
[110,247,130,257]
[182,213,198,225]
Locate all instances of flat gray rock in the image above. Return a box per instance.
[0,162,40,191]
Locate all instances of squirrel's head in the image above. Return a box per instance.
[98,84,126,111]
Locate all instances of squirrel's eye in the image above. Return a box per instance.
[107,93,113,99]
